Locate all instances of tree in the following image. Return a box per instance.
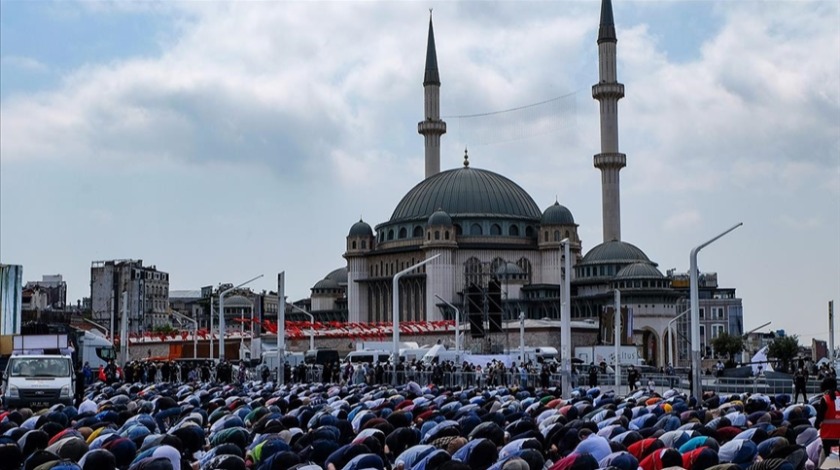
[768,335,800,373]
[711,333,745,367]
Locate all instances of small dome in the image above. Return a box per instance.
[541,201,575,225]
[615,262,664,279]
[325,267,348,285]
[224,295,252,308]
[495,262,523,278]
[313,278,340,290]
[348,219,373,237]
[581,240,651,265]
[427,209,453,227]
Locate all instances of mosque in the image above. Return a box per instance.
[302,0,694,367]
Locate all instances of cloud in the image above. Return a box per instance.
[0,55,49,73]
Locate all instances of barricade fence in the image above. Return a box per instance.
[269,366,823,399]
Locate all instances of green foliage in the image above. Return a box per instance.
[768,335,800,373]
[153,324,177,334]
[711,333,745,367]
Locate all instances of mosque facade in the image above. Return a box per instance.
[297,0,741,367]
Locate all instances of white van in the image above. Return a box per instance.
[344,350,391,366]
[2,355,75,409]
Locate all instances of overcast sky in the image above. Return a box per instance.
[1,1,837,345]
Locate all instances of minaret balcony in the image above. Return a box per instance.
[594,152,626,169]
[592,82,625,99]
[418,120,447,135]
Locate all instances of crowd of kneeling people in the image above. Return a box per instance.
[1,364,839,470]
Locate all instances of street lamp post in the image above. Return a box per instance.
[560,239,572,398]
[171,310,199,359]
[614,289,621,389]
[434,295,460,366]
[690,223,742,398]
[392,255,441,385]
[220,274,264,362]
[667,308,690,367]
[289,303,316,352]
[519,313,525,365]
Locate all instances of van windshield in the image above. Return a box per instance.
[9,357,71,378]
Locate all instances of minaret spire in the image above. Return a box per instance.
[419,12,447,179]
[593,0,626,242]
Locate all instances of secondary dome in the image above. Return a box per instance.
[541,201,575,225]
[427,209,453,227]
[348,220,373,237]
[615,262,663,279]
[581,240,651,265]
[388,167,542,224]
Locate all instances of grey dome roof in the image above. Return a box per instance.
[581,240,651,265]
[427,209,453,227]
[541,201,575,225]
[225,295,252,308]
[348,219,373,237]
[325,267,348,285]
[388,167,541,224]
[615,262,663,279]
[313,278,340,290]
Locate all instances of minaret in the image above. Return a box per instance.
[418,13,446,179]
[592,0,626,242]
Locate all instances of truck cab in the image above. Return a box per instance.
[2,355,75,408]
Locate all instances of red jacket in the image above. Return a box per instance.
[819,390,840,440]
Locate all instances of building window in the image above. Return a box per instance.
[525,226,534,237]
[387,229,394,240]
[470,224,482,235]
[444,231,450,240]
[399,227,407,239]
[434,230,440,240]
[554,230,561,242]
[699,307,705,318]
[712,324,725,339]
[544,231,549,242]
[413,226,423,237]
[351,241,357,249]
[490,224,502,235]
[565,230,570,239]
[712,307,725,319]
[454,224,462,236]
[509,225,520,236]
[361,241,367,249]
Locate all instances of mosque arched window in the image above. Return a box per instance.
[413,226,423,237]
[565,230,571,239]
[427,232,431,240]
[434,231,440,240]
[544,231,549,242]
[554,230,561,242]
[399,227,407,239]
[490,224,502,236]
[454,224,463,236]
[351,241,357,249]
[525,226,534,238]
[445,231,450,240]
[387,229,394,240]
[361,241,367,249]
[464,257,482,287]
[470,224,482,236]
[509,225,520,236]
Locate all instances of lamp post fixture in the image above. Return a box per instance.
[614,289,621,389]
[171,310,199,359]
[434,294,460,366]
[560,238,572,398]
[392,255,441,385]
[289,303,316,352]
[219,274,264,362]
[690,223,742,398]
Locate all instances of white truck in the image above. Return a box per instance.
[1,335,78,409]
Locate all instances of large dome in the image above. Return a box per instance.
[388,167,542,224]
